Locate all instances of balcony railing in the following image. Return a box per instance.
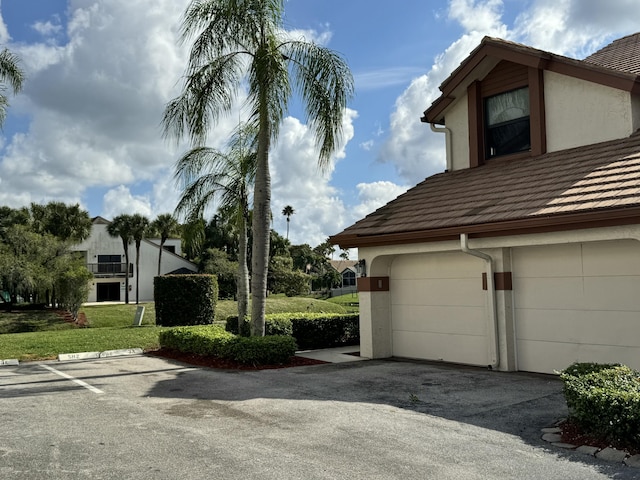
[87,263,132,278]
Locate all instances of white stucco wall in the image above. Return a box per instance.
[444,94,470,172]
[544,71,634,152]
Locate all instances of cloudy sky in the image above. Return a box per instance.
[1,0,640,250]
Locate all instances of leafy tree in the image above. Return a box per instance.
[30,202,92,242]
[106,215,133,304]
[282,205,294,239]
[56,260,93,323]
[200,247,238,298]
[129,214,151,304]
[150,213,180,276]
[174,123,257,322]
[163,0,353,336]
[0,47,24,127]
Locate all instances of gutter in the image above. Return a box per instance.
[460,233,500,370]
[430,123,452,172]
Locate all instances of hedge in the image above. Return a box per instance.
[158,325,297,365]
[154,274,218,326]
[560,362,640,447]
[225,313,359,350]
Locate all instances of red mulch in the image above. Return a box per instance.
[560,419,639,455]
[146,348,329,370]
[55,309,88,327]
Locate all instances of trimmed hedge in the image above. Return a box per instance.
[158,325,297,365]
[225,313,359,350]
[560,362,640,447]
[154,274,218,326]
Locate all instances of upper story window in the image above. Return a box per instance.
[485,87,530,158]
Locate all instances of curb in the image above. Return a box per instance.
[541,420,640,469]
[0,359,19,366]
[58,348,144,361]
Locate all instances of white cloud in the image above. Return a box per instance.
[32,19,63,37]
[352,181,410,220]
[102,185,153,220]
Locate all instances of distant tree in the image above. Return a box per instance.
[339,249,349,261]
[0,47,24,127]
[129,214,150,304]
[106,215,133,304]
[150,213,180,276]
[30,202,92,242]
[282,205,294,240]
[56,260,93,323]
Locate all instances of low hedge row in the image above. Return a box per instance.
[560,362,640,447]
[225,313,359,349]
[158,325,296,365]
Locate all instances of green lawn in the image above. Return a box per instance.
[0,296,356,362]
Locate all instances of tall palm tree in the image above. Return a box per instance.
[129,214,150,304]
[106,215,133,304]
[282,205,294,240]
[150,213,180,276]
[174,123,257,323]
[0,47,24,128]
[163,0,353,336]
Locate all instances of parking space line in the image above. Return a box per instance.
[40,364,104,394]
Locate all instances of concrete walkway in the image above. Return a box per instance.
[296,345,366,363]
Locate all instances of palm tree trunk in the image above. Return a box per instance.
[237,208,250,326]
[122,240,130,304]
[250,103,271,337]
[135,243,141,304]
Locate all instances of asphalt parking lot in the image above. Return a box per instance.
[1,355,638,479]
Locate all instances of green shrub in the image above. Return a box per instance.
[159,325,233,355]
[287,313,359,350]
[154,274,218,326]
[221,335,297,365]
[225,315,293,337]
[560,362,640,447]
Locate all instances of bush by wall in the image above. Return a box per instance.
[560,362,640,447]
[154,274,218,327]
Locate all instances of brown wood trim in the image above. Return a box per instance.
[482,272,513,290]
[528,67,546,156]
[357,277,390,292]
[330,206,640,248]
[467,81,482,168]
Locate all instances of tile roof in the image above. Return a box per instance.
[331,132,640,247]
[584,33,640,75]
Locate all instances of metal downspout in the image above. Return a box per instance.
[460,233,500,369]
[430,123,452,172]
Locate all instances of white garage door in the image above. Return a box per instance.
[513,240,640,374]
[390,252,489,366]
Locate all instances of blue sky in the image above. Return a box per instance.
[1,0,640,249]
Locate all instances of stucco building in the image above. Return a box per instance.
[331,34,640,374]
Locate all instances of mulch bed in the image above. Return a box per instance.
[560,419,639,455]
[55,309,88,327]
[147,347,329,370]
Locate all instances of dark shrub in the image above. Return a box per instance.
[225,315,293,337]
[159,324,233,355]
[154,274,218,326]
[220,335,297,365]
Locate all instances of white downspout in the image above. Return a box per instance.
[430,123,452,172]
[460,233,500,370]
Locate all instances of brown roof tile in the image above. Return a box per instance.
[584,33,640,74]
[331,132,640,247]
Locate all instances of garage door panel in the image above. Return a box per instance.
[392,304,486,336]
[518,340,640,373]
[584,276,640,311]
[582,240,640,276]
[512,244,583,277]
[393,330,487,365]
[513,277,584,310]
[516,309,640,347]
[392,252,483,279]
[392,278,484,306]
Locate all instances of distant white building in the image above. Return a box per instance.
[72,216,197,303]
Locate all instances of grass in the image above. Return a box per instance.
[0,295,358,362]
[326,293,359,313]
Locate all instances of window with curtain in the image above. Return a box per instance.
[485,87,530,158]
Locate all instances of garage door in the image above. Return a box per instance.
[390,252,489,366]
[513,240,640,374]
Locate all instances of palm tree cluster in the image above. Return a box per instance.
[163,0,353,336]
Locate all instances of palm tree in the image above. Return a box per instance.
[129,214,150,304]
[163,0,353,336]
[174,123,257,323]
[106,215,133,304]
[0,47,24,127]
[151,214,180,276]
[282,205,294,240]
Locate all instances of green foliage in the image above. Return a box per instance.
[560,362,640,447]
[201,247,238,299]
[226,315,293,337]
[56,261,92,322]
[154,274,217,326]
[271,270,310,297]
[288,313,359,350]
[221,335,297,365]
[159,324,233,355]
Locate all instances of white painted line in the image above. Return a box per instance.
[100,348,143,358]
[0,359,19,366]
[58,351,101,362]
[40,364,104,394]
